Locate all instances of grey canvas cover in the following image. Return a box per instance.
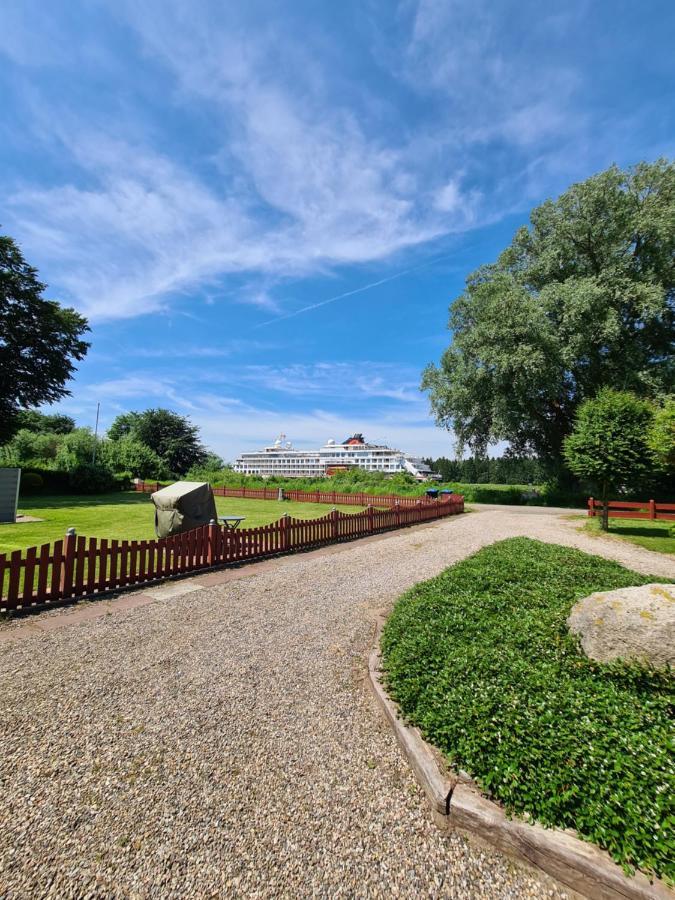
[151,481,218,538]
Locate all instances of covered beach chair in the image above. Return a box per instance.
[151,481,218,538]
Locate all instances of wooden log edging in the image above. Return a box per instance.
[368,639,673,900]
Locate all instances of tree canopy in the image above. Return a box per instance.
[107,408,207,476]
[647,397,675,471]
[0,234,89,443]
[101,435,167,480]
[563,389,656,528]
[422,160,675,469]
[14,410,76,434]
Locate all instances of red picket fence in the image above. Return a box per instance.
[587,497,675,521]
[134,480,444,509]
[0,498,463,613]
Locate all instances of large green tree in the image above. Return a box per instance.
[0,234,89,443]
[107,408,207,476]
[422,160,674,471]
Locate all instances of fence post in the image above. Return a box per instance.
[207,519,218,565]
[280,514,290,551]
[394,501,401,527]
[331,507,339,541]
[649,499,656,520]
[367,504,374,533]
[588,497,594,517]
[60,527,77,598]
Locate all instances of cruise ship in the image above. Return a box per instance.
[233,434,439,481]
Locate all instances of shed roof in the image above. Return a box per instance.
[152,481,209,500]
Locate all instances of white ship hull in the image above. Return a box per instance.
[233,435,439,481]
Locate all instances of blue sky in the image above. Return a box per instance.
[2,0,673,460]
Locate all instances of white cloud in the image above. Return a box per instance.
[434,179,462,213]
[2,0,489,322]
[2,0,635,326]
[227,362,422,403]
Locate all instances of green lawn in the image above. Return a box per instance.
[0,492,368,555]
[381,539,673,882]
[582,516,675,554]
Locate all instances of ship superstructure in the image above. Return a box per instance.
[234,434,439,480]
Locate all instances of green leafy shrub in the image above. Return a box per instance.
[67,462,117,494]
[113,471,134,490]
[17,468,71,494]
[19,471,44,491]
[381,539,674,881]
[101,436,168,480]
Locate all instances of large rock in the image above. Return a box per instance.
[567,583,675,669]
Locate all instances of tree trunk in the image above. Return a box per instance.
[601,480,609,532]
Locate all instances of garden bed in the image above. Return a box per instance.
[380,538,674,883]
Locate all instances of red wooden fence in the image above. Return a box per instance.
[587,497,675,521]
[0,497,463,612]
[134,480,446,509]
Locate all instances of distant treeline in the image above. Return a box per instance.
[429,456,545,485]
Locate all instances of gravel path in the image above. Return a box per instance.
[0,511,672,898]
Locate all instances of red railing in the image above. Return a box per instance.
[587,497,675,521]
[134,481,445,509]
[0,498,464,612]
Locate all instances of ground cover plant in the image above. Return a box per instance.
[380,538,674,882]
[582,517,675,555]
[0,493,369,555]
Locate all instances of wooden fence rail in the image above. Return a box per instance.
[587,497,675,521]
[0,497,463,612]
[134,480,448,509]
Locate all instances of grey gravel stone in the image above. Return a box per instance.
[0,509,672,898]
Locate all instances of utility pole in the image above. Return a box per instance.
[92,402,100,464]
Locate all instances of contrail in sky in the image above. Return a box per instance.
[254,251,456,328]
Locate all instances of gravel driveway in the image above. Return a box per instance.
[1,510,672,898]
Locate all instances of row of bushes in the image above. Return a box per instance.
[19,466,135,495]
[16,461,668,508]
[2,424,170,494]
[184,465,591,507]
[188,463,673,507]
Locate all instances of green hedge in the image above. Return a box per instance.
[18,467,127,495]
[381,539,674,882]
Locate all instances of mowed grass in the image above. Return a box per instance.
[381,539,674,881]
[0,492,368,555]
[582,516,675,554]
